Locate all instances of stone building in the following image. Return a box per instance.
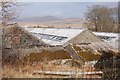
[2,25,117,65]
[24,27,113,64]
[2,24,48,64]
[25,27,103,46]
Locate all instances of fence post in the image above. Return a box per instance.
[0,28,2,80]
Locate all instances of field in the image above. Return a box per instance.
[18,18,86,28]
[2,59,101,78]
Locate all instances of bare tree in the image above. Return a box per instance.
[85,5,117,32]
[0,0,19,65]
[0,0,17,27]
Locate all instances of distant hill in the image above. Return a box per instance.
[18,18,86,28]
[17,16,62,22]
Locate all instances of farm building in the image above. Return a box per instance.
[25,28,103,46]
[24,27,120,78]
[1,24,120,78]
[3,26,47,49]
[1,24,118,66]
[93,32,119,50]
[2,24,48,64]
[24,27,117,64]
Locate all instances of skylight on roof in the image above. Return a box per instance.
[33,33,68,42]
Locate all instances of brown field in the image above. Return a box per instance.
[18,19,86,28]
[2,60,101,78]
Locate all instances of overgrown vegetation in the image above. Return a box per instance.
[72,45,101,61]
[22,50,71,63]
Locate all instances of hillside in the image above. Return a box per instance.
[18,18,86,28]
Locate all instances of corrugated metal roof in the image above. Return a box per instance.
[25,28,86,45]
[93,32,118,42]
[93,32,118,37]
